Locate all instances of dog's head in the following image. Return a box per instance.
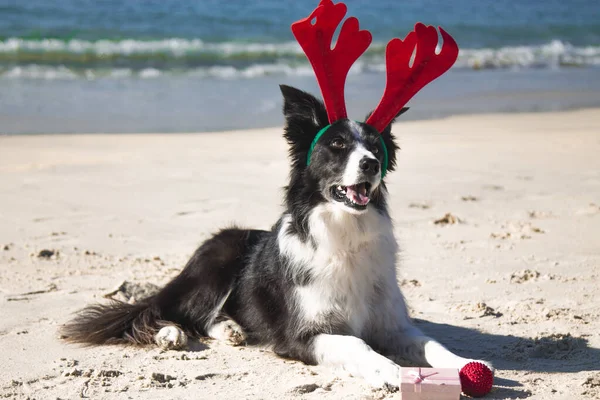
[281,85,404,215]
[281,3,457,219]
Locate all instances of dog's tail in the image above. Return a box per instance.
[60,299,168,346]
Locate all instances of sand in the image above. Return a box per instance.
[1,109,599,400]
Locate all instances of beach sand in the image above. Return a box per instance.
[1,109,599,399]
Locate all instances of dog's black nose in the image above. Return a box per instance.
[359,158,379,175]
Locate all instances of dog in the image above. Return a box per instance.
[62,84,492,389]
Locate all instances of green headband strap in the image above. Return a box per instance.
[306,123,388,179]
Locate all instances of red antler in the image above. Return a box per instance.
[292,0,372,123]
[366,23,459,132]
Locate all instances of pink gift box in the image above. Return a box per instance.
[399,367,461,400]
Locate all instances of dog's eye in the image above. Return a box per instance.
[372,146,380,155]
[330,139,345,149]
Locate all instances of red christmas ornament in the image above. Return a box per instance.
[459,362,494,397]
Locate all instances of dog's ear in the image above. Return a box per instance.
[280,85,329,131]
[365,107,408,173]
[280,85,329,168]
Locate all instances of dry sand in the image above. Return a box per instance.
[1,109,599,399]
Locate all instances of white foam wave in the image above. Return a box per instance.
[139,68,161,78]
[0,37,303,57]
[0,63,315,80]
[1,38,598,69]
[2,65,78,80]
[458,40,600,69]
[188,64,315,79]
[1,40,598,80]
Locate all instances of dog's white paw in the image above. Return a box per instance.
[154,325,188,350]
[365,363,402,389]
[353,352,402,389]
[207,320,247,346]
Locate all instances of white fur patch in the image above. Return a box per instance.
[206,288,232,328]
[207,319,247,346]
[278,202,398,336]
[342,144,379,187]
[154,325,187,350]
[312,334,401,388]
[347,120,363,140]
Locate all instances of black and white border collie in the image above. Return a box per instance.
[63,85,492,388]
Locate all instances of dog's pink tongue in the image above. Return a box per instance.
[346,184,369,205]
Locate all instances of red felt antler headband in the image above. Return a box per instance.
[292,0,459,133]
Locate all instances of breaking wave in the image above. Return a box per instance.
[0,38,598,80]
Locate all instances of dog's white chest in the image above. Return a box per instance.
[279,205,398,336]
[295,248,380,334]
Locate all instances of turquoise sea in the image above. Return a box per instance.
[1,0,599,133]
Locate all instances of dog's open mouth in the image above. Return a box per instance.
[331,182,372,210]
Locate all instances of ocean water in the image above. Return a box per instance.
[1,0,599,134]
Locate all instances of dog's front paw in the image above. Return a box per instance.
[207,320,247,346]
[154,325,188,350]
[360,353,402,390]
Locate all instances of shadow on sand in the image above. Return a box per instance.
[414,318,598,399]
[180,319,597,399]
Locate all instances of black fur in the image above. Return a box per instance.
[63,228,266,345]
[61,86,405,366]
